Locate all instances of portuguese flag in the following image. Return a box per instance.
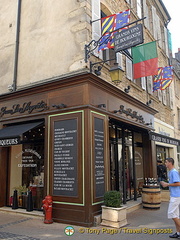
[132,41,158,79]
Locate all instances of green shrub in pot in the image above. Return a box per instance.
[104,190,122,208]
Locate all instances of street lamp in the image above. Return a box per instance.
[109,63,124,85]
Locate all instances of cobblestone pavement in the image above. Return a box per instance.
[0,218,40,240]
[0,202,175,240]
[0,232,40,240]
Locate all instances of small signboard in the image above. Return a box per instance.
[0,137,20,147]
[149,132,180,146]
[94,117,105,198]
[114,24,143,52]
[53,118,78,197]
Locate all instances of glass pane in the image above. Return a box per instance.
[134,131,143,197]
[135,147,144,196]
[110,143,116,191]
[157,146,166,163]
[118,142,123,194]
[124,129,133,200]
[8,125,44,210]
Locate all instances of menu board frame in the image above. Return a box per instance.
[91,111,107,204]
[49,111,84,205]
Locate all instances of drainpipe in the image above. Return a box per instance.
[13,0,22,92]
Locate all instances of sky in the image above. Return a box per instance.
[162,0,180,56]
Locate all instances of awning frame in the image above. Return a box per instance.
[0,121,43,146]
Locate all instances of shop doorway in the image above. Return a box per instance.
[109,122,144,204]
[6,122,45,210]
[156,145,170,163]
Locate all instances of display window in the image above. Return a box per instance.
[7,124,44,210]
[109,121,144,203]
[156,146,170,163]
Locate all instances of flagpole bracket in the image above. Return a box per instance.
[84,40,99,63]
[85,17,146,63]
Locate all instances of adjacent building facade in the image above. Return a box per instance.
[171,49,180,170]
[0,0,179,226]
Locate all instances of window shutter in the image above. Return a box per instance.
[126,57,133,80]
[147,76,153,94]
[137,0,142,18]
[130,0,136,9]
[151,6,158,40]
[141,77,146,90]
[158,89,163,102]
[157,16,162,48]
[178,108,180,130]
[91,0,102,58]
[116,52,123,69]
[143,0,149,29]
[169,85,173,109]
[164,27,169,57]
[162,91,167,105]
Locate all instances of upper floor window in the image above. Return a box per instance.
[178,108,180,130]
[137,0,142,18]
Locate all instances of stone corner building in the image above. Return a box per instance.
[0,0,179,226]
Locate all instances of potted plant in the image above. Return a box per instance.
[101,190,127,228]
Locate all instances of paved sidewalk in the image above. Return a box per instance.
[0,202,175,240]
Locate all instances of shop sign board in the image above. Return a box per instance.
[114,24,143,52]
[0,101,49,118]
[114,105,145,124]
[149,132,180,146]
[0,137,20,146]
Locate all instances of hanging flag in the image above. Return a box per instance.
[101,14,115,35]
[98,33,114,51]
[114,9,130,31]
[154,67,163,82]
[161,66,173,90]
[153,67,162,91]
[153,80,161,91]
[98,14,115,51]
[132,41,158,79]
[98,9,130,51]
[153,66,173,91]
[161,79,172,90]
[161,66,173,80]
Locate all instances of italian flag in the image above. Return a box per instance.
[132,41,158,79]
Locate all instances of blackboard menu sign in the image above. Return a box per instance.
[53,119,78,196]
[94,117,105,198]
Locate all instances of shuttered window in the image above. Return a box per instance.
[164,27,169,57]
[169,85,173,109]
[143,0,150,30]
[152,6,158,40]
[116,52,123,69]
[141,77,146,90]
[157,89,163,102]
[126,56,133,80]
[157,16,162,48]
[178,108,180,130]
[137,0,142,18]
[147,76,153,94]
[91,0,102,58]
[162,91,167,105]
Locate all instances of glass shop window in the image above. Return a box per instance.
[9,125,44,210]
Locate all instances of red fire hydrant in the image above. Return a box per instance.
[42,195,53,224]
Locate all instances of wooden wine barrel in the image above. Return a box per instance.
[142,185,161,209]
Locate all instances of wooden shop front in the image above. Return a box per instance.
[0,73,157,226]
